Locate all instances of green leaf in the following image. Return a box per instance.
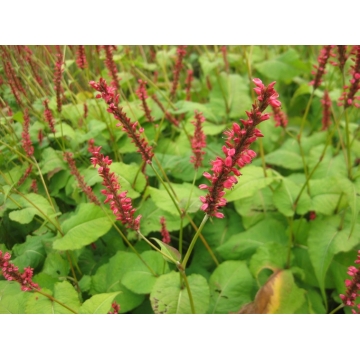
[121,251,169,294]
[90,251,145,313]
[148,182,202,215]
[150,272,209,314]
[225,165,275,202]
[139,198,189,235]
[49,122,76,140]
[25,281,80,314]
[8,193,58,225]
[272,177,312,217]
[208,260,255,314]
[254,49,308,83]
[79,292,121,314]
[42,252,70,278]
[53,203,112,250]
[308,218,360,303]
[217,218,287,260]
[249,242,288,279]
[0,281,31,314]
[12,233,48,271]
[152,238,181,264]
[39,147,67,176]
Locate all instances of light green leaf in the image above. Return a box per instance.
[53,203,112,250]
[273,177,312,216]
[150,272,209,314]
[0,281,31,314]
[79,292,121,314]
[39,147,66,175]
[225,165,275,202]
[208,261,255,314]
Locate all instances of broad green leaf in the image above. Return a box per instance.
[309,177,343,215]
[308,218,360,303]
[12,233,48,271]
[249,242,288,279]
[238,270,306,314]
[139,198,189,235]
[152,238,181,264]
[77,120,107,143]
[25,281,80,314]
[150,272,209,314]
[174,101,218,122]
[199,52,223,75]
[79,292,121,314]
[225,165,275,202]
[8,193,57,225]
[39,147,67,175]
[265,149,303,170]
[109,162,147,198]
[49,122,76,139]
[272,177,312,216]
[42,252,70,278]
[254,49,308,83]
[148,182,202,215]
[91,251,145,313]
[217,218,287,260]
[0,281,31,314]
[121,251,169,294]
[208,261,255,314]
[53,203,112,250]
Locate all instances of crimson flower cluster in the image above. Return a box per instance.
[108,301,120,314]
[43,99,56,133]
[89,78,154,164]
[330,45,349,72]
[63,151,101,206]
[89,143,142,231]
[199,78,281,218]
[271,104,288,128]
[185,69,193,101]
[0,250,39,291]
[338,45,360,108]
[135,79,154,123]
[21,108,34,157]
[190,111,206,169]
[321,90,332,130]
[310,45,335,90]
[75,45,87,69]
[170,45,187,100]
[103,45,120,90]
[160,216,171,244]
[339,250,360,314]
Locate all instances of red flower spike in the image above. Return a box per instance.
[63,152,101,206]
[339,250,360,313]
[199,78,281,218]
[108,301,120,314]
[103,45,120,90]
[170,45,187,100]
[310,46,336,90]
[21,109,34,157]
[338,46,360,108]
[160,216,171,244]
[43,99,56,134]
[89,143,142,231]
[89,78,154,164]
[321,90,332,130]
[185,69,194,101]
[190,111,207,170]
[75,45,87,69]
[135,79,154,123]
[272,104,288,128]
[0,250,40,292]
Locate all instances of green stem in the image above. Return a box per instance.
[34,288,78,314]
[329,303,344,314]
[179,270,196,314]
[182,214,209,268]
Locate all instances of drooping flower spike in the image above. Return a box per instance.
[89,78,154,164]
[199,78,281,218]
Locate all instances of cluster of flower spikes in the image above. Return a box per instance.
[89,78,154,164]
[89,143,141,231]
[199,78,281,218]
[0,250,39,291]
[339,250,360,314]
[310,45,336,90]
